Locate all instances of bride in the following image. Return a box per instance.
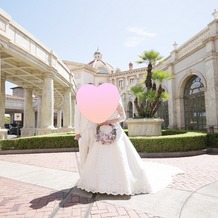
[77,98,183,195]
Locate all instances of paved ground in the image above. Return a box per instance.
[0,152,218,218]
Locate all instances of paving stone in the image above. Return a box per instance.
[0,152,218,217]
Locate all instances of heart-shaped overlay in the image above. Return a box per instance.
[76,83,120,123]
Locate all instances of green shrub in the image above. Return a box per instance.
[206,133,218,148]
[129,132,206,153]
[161,129,187,135]
[0,131,208,153]
[0,132,77,150]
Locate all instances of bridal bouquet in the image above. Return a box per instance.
[96,124,117,145]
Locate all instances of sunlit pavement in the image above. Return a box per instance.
[6,134,18,139]
[0,152,218,218]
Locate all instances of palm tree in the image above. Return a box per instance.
[131,50,172,118]
[137,50,163,90]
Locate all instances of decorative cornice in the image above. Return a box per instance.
[109,67,146,78]
[70,64,97,74]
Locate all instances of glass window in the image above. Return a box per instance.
[119,80,124,89]
[99,68,108,74]
[130,78,134,83]
[184,76,206,130]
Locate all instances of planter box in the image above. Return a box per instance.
[0,129,7,140]
[127,118,164,136]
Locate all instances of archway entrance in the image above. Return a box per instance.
[184,76,206,130]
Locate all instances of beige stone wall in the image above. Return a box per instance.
[3,10,218,132]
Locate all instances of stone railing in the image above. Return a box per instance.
[176,27,210,59]
[0,9,72,86]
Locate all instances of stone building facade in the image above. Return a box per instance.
[64,10,218,131]
[3,9,218,134]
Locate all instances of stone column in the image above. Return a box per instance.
[0,61,7,139]
[0,74,5,128]
[136,74,140,85]
[176,97,185,129]
[41,74,54,128]
[37,74,56,135]
[167,65,177,129]
[205,11,218,130]
[61,88,73,132]
[125,76,128,87]
[21,88,35,136]
[204,54,218,128]
[9,114,13,124]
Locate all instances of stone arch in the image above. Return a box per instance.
[175,70,207,129]
[177,72,206,131]
[177,70,207,99]
[183,75,206,130]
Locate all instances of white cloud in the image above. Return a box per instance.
[125,27,157,47]
[124,36,145,47]
[127,27,157,37]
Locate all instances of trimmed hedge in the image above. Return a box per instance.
[0,130,207,153]
[161,129,188,135]
[206,133,218,148]
[0,132,77,150]
[129,132,207,153]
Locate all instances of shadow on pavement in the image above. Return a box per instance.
[29,187,92,209]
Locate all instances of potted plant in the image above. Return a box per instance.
[127,50,173,136]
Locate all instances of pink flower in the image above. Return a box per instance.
[96,124,117,145]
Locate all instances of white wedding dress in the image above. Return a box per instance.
[77,100,183,195]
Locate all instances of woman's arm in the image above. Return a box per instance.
[117,100,126,122]
[100,99,126,125]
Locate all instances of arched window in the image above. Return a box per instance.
[184,76,206,130]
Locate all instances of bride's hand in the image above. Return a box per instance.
[74,134,81,140]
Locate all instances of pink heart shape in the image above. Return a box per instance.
[76,83,120,123]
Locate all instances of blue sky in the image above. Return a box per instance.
[0,0,217,94]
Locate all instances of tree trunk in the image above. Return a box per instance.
[145,63,152,90]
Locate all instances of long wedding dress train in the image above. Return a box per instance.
[77,100,183,195]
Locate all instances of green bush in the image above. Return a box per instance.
[0,132,77,150]
[161,129,187,135]
[0,131,208,153]
[124,129,187,136]
[129,132,207,153]
[206,133,218,148]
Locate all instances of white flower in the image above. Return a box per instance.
[96,124,117,145]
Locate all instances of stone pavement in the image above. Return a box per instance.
[0,152,218,218]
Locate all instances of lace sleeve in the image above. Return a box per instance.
[117,100,126,123]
